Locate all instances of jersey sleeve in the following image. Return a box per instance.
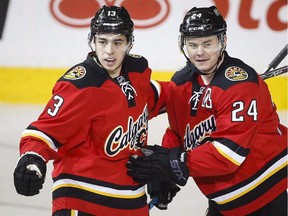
[162,127,182,148]
[147,80,169,119]
[161,81,183,148]
[20,81,90,161]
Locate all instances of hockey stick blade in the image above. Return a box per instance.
[262,44,288,74]
[260,65,288,80]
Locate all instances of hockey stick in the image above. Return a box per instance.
[261,44,288,79]
[260,65,288,80]
[148,196,159,211]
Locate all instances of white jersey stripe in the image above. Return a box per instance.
[53,178,146,199]
[211,155,287,204]
[212,141,245,166]
[22,129,58,150]
[150,80,161,97]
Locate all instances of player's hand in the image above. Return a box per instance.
[126,145,189,186]
[13,153,47,196]
[148,181,180,210]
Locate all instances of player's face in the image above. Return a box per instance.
[95,33,130,78]
[185,35,223,74]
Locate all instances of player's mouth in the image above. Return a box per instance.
[195,59,210,66]
[105,58,116,66]
[195,58,208,62]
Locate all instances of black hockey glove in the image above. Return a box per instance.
[13,153,46,196]
[127,145,189,186]
[148,181,180,210]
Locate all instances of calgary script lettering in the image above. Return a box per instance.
[105,107,148,156]
[184,115,216,150]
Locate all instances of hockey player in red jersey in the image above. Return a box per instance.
[13,5,167,216]
[127,6,287,216]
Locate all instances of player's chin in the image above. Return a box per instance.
[104,64,122,75]
[102,61,117,70]
[195,65,210,73]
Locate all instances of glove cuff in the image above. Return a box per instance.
[18,151,46,163]
[168,148,189,186]
[17,152,47,179]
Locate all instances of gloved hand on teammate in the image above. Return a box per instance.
[13,152,47,196]
[126,145,189,186]
[148,181,180,210]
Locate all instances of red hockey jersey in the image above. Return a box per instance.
[162,52,287,216]
[19,53,167,216]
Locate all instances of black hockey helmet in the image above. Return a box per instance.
[179,6,227,53]
[90,5,134,43]
[179,6,226,38]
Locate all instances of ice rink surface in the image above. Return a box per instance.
[0,104,287,216]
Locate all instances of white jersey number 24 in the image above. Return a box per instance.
[232,100,258,122]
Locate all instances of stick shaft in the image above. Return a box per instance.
[262,44,288,74]
[260,65,288,80]
[148,196,158,211]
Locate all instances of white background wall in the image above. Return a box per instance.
[0,0,287,72]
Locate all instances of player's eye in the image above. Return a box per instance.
[97,40,107,45]
[114,41,122,46]
[188,43,198,49]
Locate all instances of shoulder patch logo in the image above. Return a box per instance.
[225,66,248,81]
[63,66,86,80]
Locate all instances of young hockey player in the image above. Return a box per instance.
[13,5,166,216]
[127,6,287,216]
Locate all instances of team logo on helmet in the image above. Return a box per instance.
[63,66,86,80]
[225,66,248,81]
